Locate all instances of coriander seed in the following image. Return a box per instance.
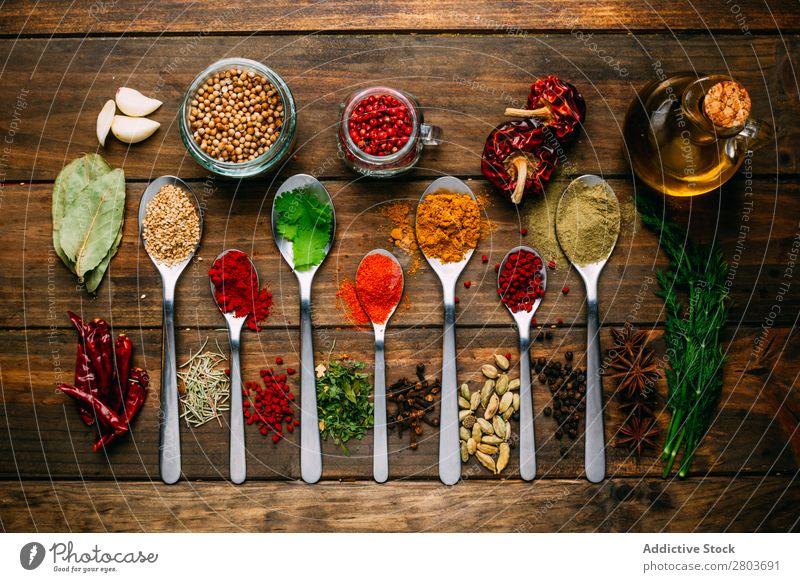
[143,184,200,266]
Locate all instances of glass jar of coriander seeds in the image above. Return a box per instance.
[337,86,442,177]
[179,58,297,179]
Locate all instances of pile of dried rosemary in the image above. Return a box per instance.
[178,339,231,428]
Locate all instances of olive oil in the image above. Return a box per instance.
[624,73,772,197]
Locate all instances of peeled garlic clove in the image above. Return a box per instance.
[111,115,160,144]
[115,87,162,117]
[96,99,116,147]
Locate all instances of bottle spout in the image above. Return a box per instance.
[736,117,774,153]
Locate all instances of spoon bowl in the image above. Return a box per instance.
[497,245,547,480]
[209,249,257,485]
[138,175,203,485]
[416,176,478,485]
[356,249,404,483]
[555,174,621,483]
[272,174,336,484]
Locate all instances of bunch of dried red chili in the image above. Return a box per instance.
[482,75,586,204]
[243,367,298,443]
[57,311,149,451]
[208,250,273,332]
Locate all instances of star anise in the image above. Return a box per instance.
[616,415,660,456]
[610,322,648,357]
[607,346,660,397]
[619,395,655,418]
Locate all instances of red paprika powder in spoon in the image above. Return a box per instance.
[208,250,273,331]
[355,252,403,324]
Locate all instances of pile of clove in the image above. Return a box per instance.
[387,364,440,450]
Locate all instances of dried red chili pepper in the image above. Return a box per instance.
[93,368,149,452]
[88,318,113,397]
[481,118,558,204]
[67,311,99,426]
[505,75,586,141]
[56,383,128,431]
[111,334,132,412]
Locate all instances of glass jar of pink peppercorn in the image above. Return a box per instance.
[337,87,442,177]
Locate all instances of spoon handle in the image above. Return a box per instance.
[159,282,181,484]
[439,298,460,485]
[518,333,536,480]
[373,333,388,483]
[299,292,322,483]
[228,324,246,484]
[585,279,606,483]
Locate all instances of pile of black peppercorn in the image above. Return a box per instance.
[539,351,587,442]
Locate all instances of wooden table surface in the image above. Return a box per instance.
[1,1,798,533]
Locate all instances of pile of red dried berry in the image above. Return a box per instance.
[497,249,545,313]
[347,94,413,156]
[243,367,298,443]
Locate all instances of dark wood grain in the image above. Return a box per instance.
[1,2,798,534]
[0,34,797,181]
[2,1,798,36]
[1,177,798,330]
[2,477,798,532]
[1,326,797,480]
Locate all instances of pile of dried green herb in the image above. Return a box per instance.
[315,359,374,454]
[637,194,729,478]
[52,153,126,293]
[178,339,231,428]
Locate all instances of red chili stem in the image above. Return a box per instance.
[504,105,553,121]
[510,155,529,204]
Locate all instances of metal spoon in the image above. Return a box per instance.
[272,174,335,484]
[555,175,621,483]
[138,176,203,485]
[416,176,477,486]
[497,246,547,481]
[355,249,404,483]
[209,249,257,485]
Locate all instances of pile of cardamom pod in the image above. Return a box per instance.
[459,354,520,475]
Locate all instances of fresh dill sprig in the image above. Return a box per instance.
[636,194,730,478]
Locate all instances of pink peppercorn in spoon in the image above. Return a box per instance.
[497,246,547,481]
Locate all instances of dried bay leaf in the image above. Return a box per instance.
[83,227,123,293]
[58,167,125,278]
[52,154,125,292]
[52,153,113,272]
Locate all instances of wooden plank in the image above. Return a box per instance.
[0,34,796,181]
[0,177,798,330]
[1,477,798,532]
[1,326,797,480]
[1,1,797,36]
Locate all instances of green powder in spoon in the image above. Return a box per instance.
[555,180,620,266]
